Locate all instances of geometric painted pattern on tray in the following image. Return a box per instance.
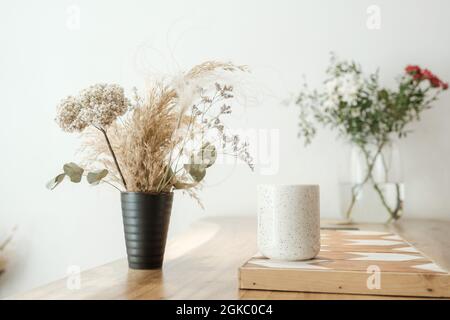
[248,230,448,274]
[240,229,450,297]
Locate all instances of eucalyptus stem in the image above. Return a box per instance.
[81,172,122,192]
[98,127,127,190]
[102,180,122,192]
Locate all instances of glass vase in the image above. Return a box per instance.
[339,140,404,223]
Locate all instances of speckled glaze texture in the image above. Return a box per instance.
[257,184,320,261]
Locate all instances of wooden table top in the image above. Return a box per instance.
[12,217,450,300]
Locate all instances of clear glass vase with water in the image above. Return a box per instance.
[339,140,404,223]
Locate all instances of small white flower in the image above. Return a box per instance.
[323,98,336,110]
[337,73,361,106]
[351,108,361,117]
[325,78,339,94]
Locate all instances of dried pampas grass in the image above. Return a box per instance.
[81,61,252,201]
[185,61,248,79]
[115,84,183,193]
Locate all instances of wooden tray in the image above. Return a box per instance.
[239,229,450,298]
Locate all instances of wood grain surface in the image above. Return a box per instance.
[10,217,450,300]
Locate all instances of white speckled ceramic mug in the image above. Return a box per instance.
[257,184,320,261]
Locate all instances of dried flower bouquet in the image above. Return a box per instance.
[48,61,253,204]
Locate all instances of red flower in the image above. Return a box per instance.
[422,69,434,79]
[405,65,423,80]
[405,65,421,74]
[423,69,442,88]
[405,65,447,89]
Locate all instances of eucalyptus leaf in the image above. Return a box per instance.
[198,143,217,168]
[46,173,66,190]
[168,166,198,190]
[63,162,84,183]
[184,163,207,182]
[173,181,198,190]
[87,169,108,185]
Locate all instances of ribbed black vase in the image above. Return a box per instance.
[121,192,173,270]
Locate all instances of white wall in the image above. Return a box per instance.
[1,0,450,297]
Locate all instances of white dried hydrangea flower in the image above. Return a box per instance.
[55,83,129,132]
[78,83,129,128]
[55,95,86,132]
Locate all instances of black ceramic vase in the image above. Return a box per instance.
[121,192,173,270]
